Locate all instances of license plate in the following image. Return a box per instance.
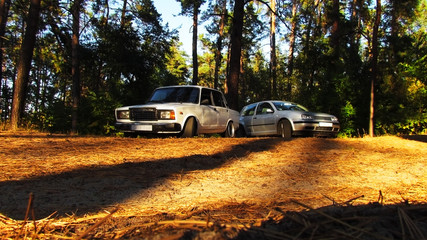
[319,122,333,127]
[131,125,153,131]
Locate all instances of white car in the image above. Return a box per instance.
[115,86,239,137]
[239,100,340,138]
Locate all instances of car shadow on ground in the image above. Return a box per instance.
[0,137,283,220]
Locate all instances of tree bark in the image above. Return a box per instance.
[214,0,226,90]
[10,0,41,130]
[71,0,81,133]
[192,3,199,85]
[227,0,244,110]
[120,0,127,28]
[329,0,340,61]
[369,0,381,137]
[0,0,10,94]
[287,0,298,97]
[269,0,277,99]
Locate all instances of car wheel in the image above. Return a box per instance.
[278,119,292,139]
[236,124,246,137]
[223,122,235,137]
[181,117,196,138]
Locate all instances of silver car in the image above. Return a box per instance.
[239,100,340,138]
[115,86,239,137]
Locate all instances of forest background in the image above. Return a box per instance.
[0,0,426,137]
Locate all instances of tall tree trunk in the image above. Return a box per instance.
[349,0,361,49]
[227,0,244,110]
[10,0,41,130]
[287,0,298,97]
[331,0,340,54]
[0,0,10,94]
[214,0,226,89]
[192,3,199,85]
[269,0,277,99]
[71,0,81,133]
[120,0,127,28]
[369,0,381,137]
[304,0,320,90]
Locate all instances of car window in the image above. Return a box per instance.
[273,101,308,111]
[200,89,212,105]
[149,87,199,104]
[256,102,274,115]
[212,91,225,107]
[241,104,256,116]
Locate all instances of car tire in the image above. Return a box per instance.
[181,117,196,138]
[223,122,235,138]
[278,119,292,139]
[236,124,246,137]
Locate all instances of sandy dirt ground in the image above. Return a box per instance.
[0,132,426,239]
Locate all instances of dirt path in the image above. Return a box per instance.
[0,132,426,238]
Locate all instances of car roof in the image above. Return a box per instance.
[245,100,294,106]
[155,85,219,92]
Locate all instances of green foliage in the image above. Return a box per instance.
[78,91,120,135]
[339,101,357,137]
[2,0,426,136]
[37,101,72,133]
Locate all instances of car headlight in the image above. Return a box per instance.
[117,110,130,119]
[158,110,175,120]
[301,114,313,120]
[331,116,339,122]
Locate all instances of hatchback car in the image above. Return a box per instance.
[238,100,340,138]
[115,85,239,137]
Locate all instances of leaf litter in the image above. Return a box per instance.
[0,131,426,239]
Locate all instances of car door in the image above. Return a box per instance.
[200,89,218,131]
[212,90,229,130]
[240,104,257,135]
[252,102,276,135]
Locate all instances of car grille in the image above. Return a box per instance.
[130,108,157,121]
[316,127,333,131]
[314,116,332,121]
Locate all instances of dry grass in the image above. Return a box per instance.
[0,131,426,239]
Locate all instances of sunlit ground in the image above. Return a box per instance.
[0,132,426,238]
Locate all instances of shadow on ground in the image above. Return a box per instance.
[0,138,283,220]
[401,134,427,143]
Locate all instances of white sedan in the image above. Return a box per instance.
[115,86,240,137]
[238,100,340,138]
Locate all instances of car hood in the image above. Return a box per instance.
[117,102,198,110]
[276,110,338,121]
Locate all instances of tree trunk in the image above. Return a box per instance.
[71,0,81,133]
[369,0,381,137]
[269,0,277,99]
[227,0,244,110]
[0,0,10,94]
[214,0,226,90]
[10,0,41,130]
[331,0,340,55]
[287,0,298,97]
[192,3,199,85]
[120,0,127,28]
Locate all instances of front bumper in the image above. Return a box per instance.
[115,122,182,134]
[293,122,340,137]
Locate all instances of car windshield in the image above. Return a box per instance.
[273,101,308,111]
[148,87,200,104]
